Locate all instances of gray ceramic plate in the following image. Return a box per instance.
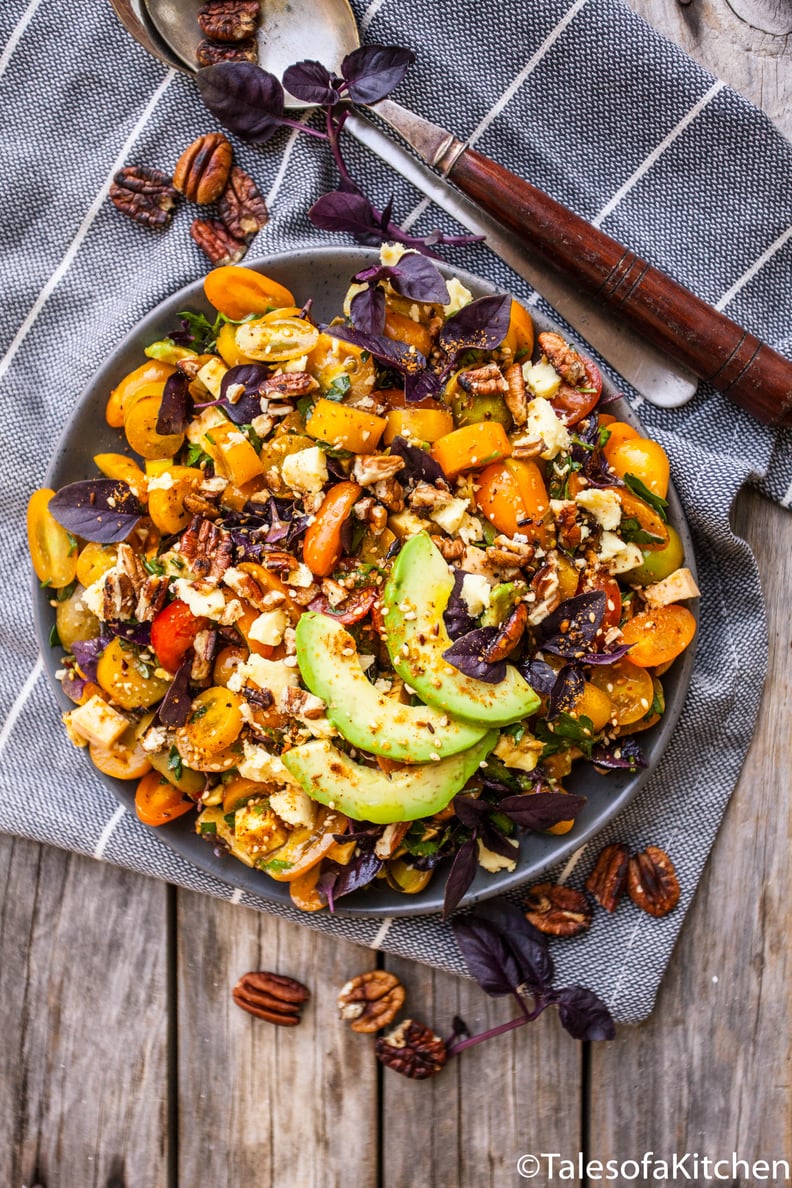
[35,247,697,916]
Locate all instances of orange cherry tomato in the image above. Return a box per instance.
[475,458,550,543]
[620,605,696,668]
[589,658,656,726]
[383,310,433,357]
[203,265,296,320]
[288,864,327,912]
[502,299,535,360]
[551,358,602,426]
[602,420,639,463]
[106,361,176,428]
[150,600,208,673]
[302,481,362,577]
[135,771,196,826]
[606,437,670,499]
[262,807,349,882]
[27,488,78,589]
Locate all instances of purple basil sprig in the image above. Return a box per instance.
[218,363,269,423]
[442,627,507,684]
[388,436,448,486]
[70,635,110,682]
[156,372,190,436]
[158,658,193,728]
[537,590,607,659]
[438,294,512,357]
[590,736,648,771]
[324,323,442,402]
[450,899,615,1047]
[49,480,143,544]
[442,569,478,640]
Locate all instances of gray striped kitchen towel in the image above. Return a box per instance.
[0,0,789,1023]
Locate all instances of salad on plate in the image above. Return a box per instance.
[28,248,698,915]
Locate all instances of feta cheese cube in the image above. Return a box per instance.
[248,609,287,647]
[269,785,317,828]
[281,446,329,495]
[643,567,700,607]
[575,487,622,531]
[172,578,226,620]
[523,397,571,460]
[228,655,299,704]
[65,695,129,748]
[443,277,474,316]
[196,357,228,399]
[429,497,469,536]
[523,360,562,400]
[597,531,644,575]
[460,573,491,618]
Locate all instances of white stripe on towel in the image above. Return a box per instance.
[0,657,43,764]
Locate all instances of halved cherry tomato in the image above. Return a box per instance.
[27,489,78,589]
[204,266,296,320]
[105,361,176,428]
[502,299,535,360]
[182,686,244,754]
[288,864,327,911]
[135,770,196,826]
[589,658,655,726]
[303,481,362,577]
[551,358,602,426]
[262,806,349,882]
[606,437,670,499]
[383,407,454,445]
[150,600,208,673]
[602,420,639,463]
[620,605,696,668]
[475,457,550,543]
[307,586,378,624]
[235,316,319,362]
[383,310,433,356]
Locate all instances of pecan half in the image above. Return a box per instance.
[174,132,233,204]
[190,217,247,267]
[537,331,586,387]
[481,602,528,663]
[430,535,465,562]
[503,362,528,425]
[218,165,269,239]
[196,37,258,66]
[109,164,178,230]
[338,971,406,1034]
[182,490,221,520]
[585,842,630,912]
[458,361,508,396]
[179,516,233,581]
[627,846,680,918]
[553,499,582,552]
[525,554,561,627]
[198,0,260,41]
[232,970,310,1025]
[136,574,169,623]
[352,454,406,486]
[375,1019,447,1079]
[485,534,535,573]
[259,372,318,398]
[524,882,593,937]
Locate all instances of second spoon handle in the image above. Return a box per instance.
[374,99,792,428]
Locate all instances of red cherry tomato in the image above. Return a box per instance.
[579,572,622,633]
[552,358,603,426]
[307,586,378,625]
[150,600,208,672]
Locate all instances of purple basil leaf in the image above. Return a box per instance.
[282,60,340,105]
[498,791,587,832]
[196,63,286,142]
[548,664,585,720]
[71,635,109,682]
[340,44,416,105]
[350,284,386,336]
[451,915,523,995]
[219,363,268,423]
[590,736,647,771]
[520,657,557,696]
[156,372,190,435]
[318,846,383,911]
[388,436,447,486]
[106,620,152,646]
[157,658,193,727]
[477,817,520,861]
[61,670,88,702]
[471,899,554,991]
[49,480,143,544]
[556,985,616,1041]
[584,643,633,665]
[326,323,427,375]
[452,794,491,830]
[539,591,607,658]
[309,190,384,244]
[389,252,449,304]
[443,569,478,640]
[443,627,507,684]
[438,293,511,355]
[442,838,479,919]
[405,366,442,403]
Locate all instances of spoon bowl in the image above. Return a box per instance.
[144,0,360,106]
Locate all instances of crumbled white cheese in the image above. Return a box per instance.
[237,741,302,787]
[186,405,227,445]
[493,733,543,773]
[359,653,376,672]
[172,578,226,620]
[388,509,431,539]
[146,472,175,491]
[249,412,273,437]
[575,487,622,531]
[141,726,168,754]
[65,696,128,748]
[523,359,562,400]
[429,497,469,536]
[380,242,408,269]
[457,513,484,545]
[228,655,299,704]
[460,573,491,618]
[597,531,644,575]
[248,609,287,647]
[523,397,571,460]
[477,836,519,873]
[443,276,473,316]
[81,576,107,619]
[281,446,328,495]
[642,567,700,607]
[270,785,317,828]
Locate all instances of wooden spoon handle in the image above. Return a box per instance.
[449,147,792,427]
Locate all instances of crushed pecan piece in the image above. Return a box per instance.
[281,686,326,720]
[352,454,406,486]
[259,372,318,398]
[178,516,232,581]
[101,571,136,622]
[458,361,508,396]
[524,883,593,937]
[174,132,233,204]
[136,575,169,622]
[196,37,258,65]
[190,217,247,267]
[407,481,455,514]
[481,602,528,663]
[376,1019,447,1079]
[218,165,269,239]
[338,971,406,1034]
[537,331,586,386]
[553,499,582,552]
[503,362,528,425]
[627,846,680,917]
[511,434,545,461]
[352,496,388,534]
[373,477,404,512]
[232,970,309,1025]
[525,553,561,626]
[373,821,411,860]
[190,628,218,683]
[586,842,630,912]
[198,0,260,41]
[430,534,465,562]
[182,491,221,520]
[485,534,535,573]
[109,165,178,231]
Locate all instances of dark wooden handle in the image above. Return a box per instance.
[448,148,792,427]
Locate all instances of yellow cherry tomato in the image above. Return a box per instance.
[235,316,319,362]
[27,488,78,589]
[182,686,244,755]
[75,541,119,589]
[124,394,185,461]
[106,361,176,428]
[475,457,550,543]
[96,638,170,711]
[204,266,296,320]
[607,437,670,499]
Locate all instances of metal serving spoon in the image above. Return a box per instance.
[115,0,792,425]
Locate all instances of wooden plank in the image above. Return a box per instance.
[175,896,379,1188]
[382,957,583,1188]
[588,488,792,1167]
[0,837,169,1188]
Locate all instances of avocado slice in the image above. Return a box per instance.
[296,612,488,761]
[383,532,539,727]
[282,733,498,824]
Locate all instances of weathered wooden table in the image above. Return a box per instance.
[2,3,790,1184]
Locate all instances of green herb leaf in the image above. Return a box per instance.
[55,580,78,602]
[240,423,263,453]
[623,473,669,522]
[535,712,596,759]
[620,517,665,547]
[48,623,61,648]
[167,745,184,779]
[198,820,217,835]
[324,374,352,402]
[185,442,213,468]
[142,556,165,576]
